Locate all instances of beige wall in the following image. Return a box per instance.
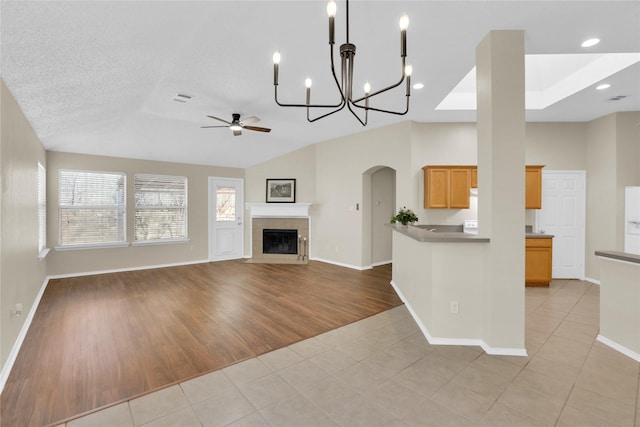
[1,80,48,367]
[616,112,640,250]
[525,122,588,170]
[46,152,243,276]
[243,144,316,256]
[585,112,640,280]
[246,120,592,269]
[313,122,413,267]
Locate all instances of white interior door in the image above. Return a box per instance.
[538,171,586,279]
[209,177,244,261]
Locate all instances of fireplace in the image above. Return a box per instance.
[245,203,311,263]
[263,229,298,255]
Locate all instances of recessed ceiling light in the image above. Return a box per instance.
[412,83,424,90]
[581,38,600,48]
[596,83,611,90]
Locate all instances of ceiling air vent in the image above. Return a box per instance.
[173,93,193,103]
[609,95,627,101]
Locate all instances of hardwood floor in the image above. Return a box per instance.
[0,260,401,427]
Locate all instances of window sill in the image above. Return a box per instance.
[55,242,130,251]
[38,248,50,261]
[131,239,190,247]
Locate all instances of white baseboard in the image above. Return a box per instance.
[371,260,392,267]
[585,276,601,285]
[47,259,210,280]
[309,257,372,271]
[597,335,640,362]
[0,276,50,394]
[390,280,527,357]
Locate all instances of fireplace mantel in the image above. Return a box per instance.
[245,203,311,218]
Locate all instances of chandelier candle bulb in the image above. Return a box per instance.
[305,77,312,104]
[399,13,409,57]
[364,81,371,109]
[327,0,336,44]
[273,51,280,85]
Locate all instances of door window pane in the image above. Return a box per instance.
[216,186,236,222]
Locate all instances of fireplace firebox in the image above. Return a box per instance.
[263,229,298,255]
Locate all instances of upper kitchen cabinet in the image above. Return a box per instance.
[423,166,472,209]
[525,165,544,209]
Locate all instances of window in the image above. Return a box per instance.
[59,170,126,247]
[216,186,236,222]
[37,162,47,255]
[134,174,187,242]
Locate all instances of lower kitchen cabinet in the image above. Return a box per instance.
[525,237,552,286]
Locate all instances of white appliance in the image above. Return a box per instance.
[625,186,640,255]
[463,220,478,235]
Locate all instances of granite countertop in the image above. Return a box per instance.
[390,224,490,243]
[392,223,554,243]
[595,250,640,265]
[525,233,554,239]
[525,226,554,239]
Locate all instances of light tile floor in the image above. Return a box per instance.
[61,280,639,427]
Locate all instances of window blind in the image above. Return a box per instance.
[59,170,126,246]
[134,174,187,242]
[38,162,47,252]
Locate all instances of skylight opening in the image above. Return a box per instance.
[436,53,640,111]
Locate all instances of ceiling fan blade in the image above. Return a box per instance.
[240,116,260,126]
[233,130,242,136]
[201,125,230,128]
[244,125,271,133]
[207,115,231,125]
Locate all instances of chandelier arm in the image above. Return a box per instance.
[346,100,368,126]
[307,101,347,123]
[275,86,343,109]
[352,58,406,104]
[351,95,410,116]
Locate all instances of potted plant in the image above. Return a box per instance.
[390,206,419,227]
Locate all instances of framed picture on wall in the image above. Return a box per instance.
[266,179,296,203]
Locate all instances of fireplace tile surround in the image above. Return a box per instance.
[246,203,311,262]
[252,218,309,261]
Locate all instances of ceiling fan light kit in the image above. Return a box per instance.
[201,113,271,136]
[272,0,412,126]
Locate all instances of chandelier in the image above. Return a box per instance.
[272,0,412,126]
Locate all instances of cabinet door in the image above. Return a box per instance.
[525,238,552,286]
[471,167,478,189]
[424,168,449,208]
[449,168,471,208]
[525,166,543,209]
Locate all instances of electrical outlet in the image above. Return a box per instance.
[450,301,459,314]
[11,303,23,317]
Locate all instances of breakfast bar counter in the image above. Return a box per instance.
[390,224,490,243]
[595,250,640,362]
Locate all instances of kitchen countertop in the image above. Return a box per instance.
[595,250,640,265]
[525,226,554,239]
[525,233,554,239]
[392,224,553,243]
[390,224,490,243]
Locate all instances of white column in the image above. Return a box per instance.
[477,30,526,352]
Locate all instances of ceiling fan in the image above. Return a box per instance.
[201,113,271,136]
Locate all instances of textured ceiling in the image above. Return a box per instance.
[2,1,639,168]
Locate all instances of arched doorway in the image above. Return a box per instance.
[362,166,396,268]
